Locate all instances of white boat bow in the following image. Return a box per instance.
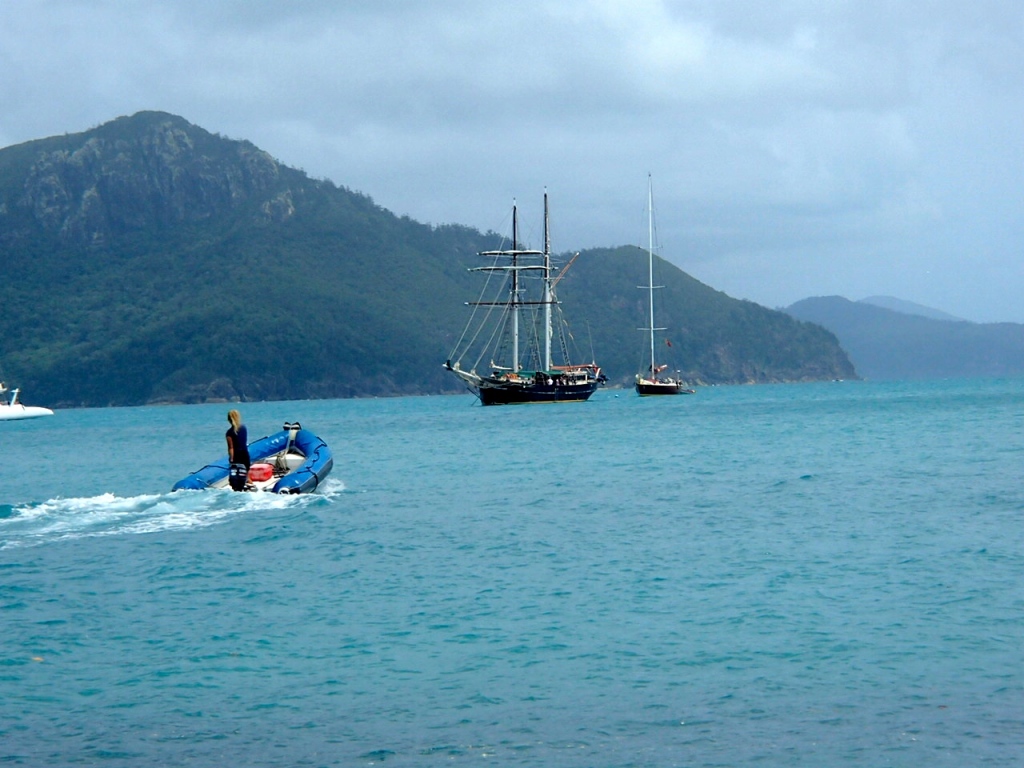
[0,385,54,420]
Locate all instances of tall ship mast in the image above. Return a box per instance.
[444,193,606,405]
[635,176,695,396]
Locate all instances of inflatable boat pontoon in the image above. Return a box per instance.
[172,422,333,494]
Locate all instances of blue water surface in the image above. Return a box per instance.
[1,380,1022,766]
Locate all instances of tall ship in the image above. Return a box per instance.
[444,193,606,405]
[635,177,695,396]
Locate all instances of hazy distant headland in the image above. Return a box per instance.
[786,296,1024,380]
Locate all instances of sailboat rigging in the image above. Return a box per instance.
[444,193,606,405]
[636,176,695,396]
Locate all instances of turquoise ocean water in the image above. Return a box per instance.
[2,379,1022,766]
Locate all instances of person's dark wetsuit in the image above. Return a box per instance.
[227,424,251,491]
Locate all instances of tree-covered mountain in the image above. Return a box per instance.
[786,296,1024,380]
[0,111,855,407]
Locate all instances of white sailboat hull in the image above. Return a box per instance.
[0,404,54,420]
[0,386,54,419]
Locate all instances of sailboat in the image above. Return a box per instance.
[444,193,606,405]
[635,177,695,396]
[0,382,54,420]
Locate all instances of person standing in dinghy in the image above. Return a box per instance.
[226,409,251,491]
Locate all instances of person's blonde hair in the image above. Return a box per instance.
[227,409,242,432]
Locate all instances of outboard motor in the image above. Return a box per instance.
[228,463,248,491]
[276,422,302,471]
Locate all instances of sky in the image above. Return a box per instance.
[2,1,1022,322]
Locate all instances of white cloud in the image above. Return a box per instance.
[1,0,1022,321]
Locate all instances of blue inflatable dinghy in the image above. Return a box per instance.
[172,422,333,494]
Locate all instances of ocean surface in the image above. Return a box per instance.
[2,379,1022,767]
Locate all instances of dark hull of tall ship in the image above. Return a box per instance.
[635,379,696,396]
[478,379,600,405]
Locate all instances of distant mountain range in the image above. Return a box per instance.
[0,111,854,407]
[786,296,1024,380]
[857,295,965,322]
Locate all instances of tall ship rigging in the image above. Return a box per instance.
[636,176,695,396]
[444,193,606,405]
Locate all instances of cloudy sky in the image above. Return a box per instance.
[2,1,1022,321]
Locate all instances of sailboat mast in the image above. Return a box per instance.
[511,202,520,372]
[647,176,656,374]
[543,192,553,372]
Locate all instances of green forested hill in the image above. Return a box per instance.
[559,247,855,386]
[0,111,855,407]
